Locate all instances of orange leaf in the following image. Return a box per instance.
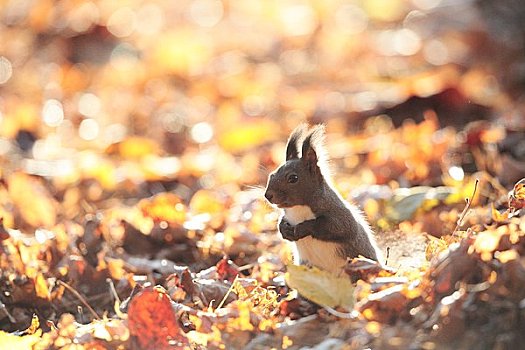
[138,193,186,224]
[189,189,225,215]
[7,172,57,228]
[128,286,187,349]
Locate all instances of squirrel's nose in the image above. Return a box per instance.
[264,191,274,202]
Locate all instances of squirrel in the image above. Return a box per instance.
[264,124,382,275]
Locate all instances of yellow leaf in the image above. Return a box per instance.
[106,136,160,160]
[0,330,42,348]
[81,159,117,191]
[150,30,213,76]
[218,119,279,153]
[226,300,255,331]
[285,264,355,310]
[425,236,448,261]
[189,190,224,215]
[491,204,509,223]
[35,274,50,300]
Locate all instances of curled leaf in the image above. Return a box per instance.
[508,178,525,211]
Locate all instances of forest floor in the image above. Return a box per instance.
[1,1,525,349]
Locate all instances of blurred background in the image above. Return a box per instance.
[1,1,525,340]
[0,0,524,205]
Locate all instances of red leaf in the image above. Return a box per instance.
[128,286,187,350]
[216,256,240,283]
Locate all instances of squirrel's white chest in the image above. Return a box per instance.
[284,205,315,225]
[283,205,347,275]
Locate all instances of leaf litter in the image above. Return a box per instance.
[1,1,525,349]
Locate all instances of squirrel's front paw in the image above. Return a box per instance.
[293,221,314,240]
[279,219,297,241]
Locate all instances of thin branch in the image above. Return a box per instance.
[452,178,479,236]
[58,280,100,320]
[107,278,121,304]
[237,263,255,272]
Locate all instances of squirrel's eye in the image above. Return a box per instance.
[288,174,298,183]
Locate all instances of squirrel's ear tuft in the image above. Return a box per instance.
[301,124,326,178]
[286,123,308,160]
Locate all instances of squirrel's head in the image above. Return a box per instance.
[264,124,329,208]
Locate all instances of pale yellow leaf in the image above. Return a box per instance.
[0,329,42,348]
[285,264,355,310]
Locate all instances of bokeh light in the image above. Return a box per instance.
[136,4,164,35]
[79,118,100,140]
[191,122,214,144]
[69,2,100,33]
[334,4,369,35]
[0,56,13,84]
[189,0,224,28]
[42,99,64,127]
[280,4,318,37]
[107,7,137,38]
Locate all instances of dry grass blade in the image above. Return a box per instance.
[452,178,479,236]
[57,280,101,320]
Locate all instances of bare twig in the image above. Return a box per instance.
[452,179,479,236]
[77,305,85,323]
[237,263,255,272]
[323,306,356,319]
[58,280,100,320]
[216,274,239,310]
[0,301,16,323]
[107,278,121,304]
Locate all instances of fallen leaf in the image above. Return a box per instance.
[107,136,160,159]
[508,178,525,211]
[285,265,355,310]
[491,204,509,223]
[128,286,188,349]
[386,186,453,222]
[216,256,240,283]
[139,193,186,224]
[0,329,42,348]
[7,172,57,228]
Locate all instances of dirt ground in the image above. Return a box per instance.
[376,229,429,269]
